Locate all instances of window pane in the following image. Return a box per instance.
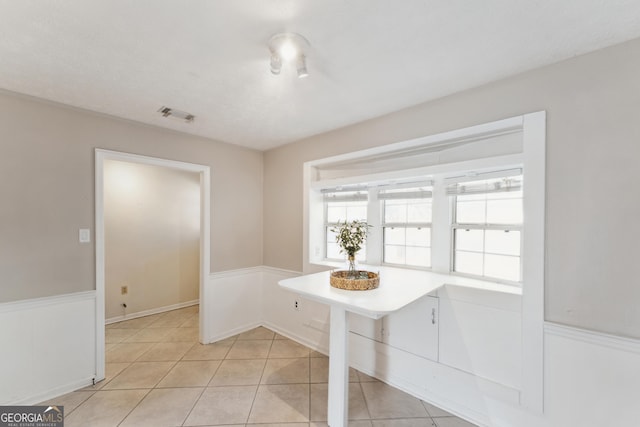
[406,227,430,247]
[384,202,407,223]
[326,242,341,259]
[327,205,346,223]
[455,229,484,252]
[456,200,486,224]
[384,227,405,245]
[384,244,405,264]
[407,201,432,223]
[485,230,520,256]
[406,247,431,267]
[484,254,520,281]
[454,251,483,276]
[346,205,367,221]
[486,199,522,224]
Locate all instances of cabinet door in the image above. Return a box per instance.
[382,295,438,361]
[349,312,383,342]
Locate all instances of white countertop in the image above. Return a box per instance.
[278,265,517,319]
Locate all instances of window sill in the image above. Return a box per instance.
[308,260,522,298]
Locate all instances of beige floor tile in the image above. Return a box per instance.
[422,402,454,418]
[105,328,139,343]
[226,339,272,359]
[357,371,380,382]
[310,357,359,383]
[108,316,159,329]
[163,327,199,342]
[210,359,266,386]
[372,419,436,427]
[311,423,372,427]
[310,383,370,421]
[147,314,192,328]
[183,342,232,360]
[136,341,194,361]
[105,343,118,352]
[252,424,310,427]
[180,314,199,328]
[124,327,174,342]
[269,339,311,358]
[274,333,289,340]
[310,351,328,358]
[262,358,309,384]
[83,362,131,391]
[348,422,374,427]
[119,387,204,427]
[184,385,257,426]
[105,342,154,363]
[248,384,309,424]
[238,326,276,340]
[38,391,95,414]
[361,382,428,419]
[102,361,175,390]
[158,360,221,387]
[432,417,478,427]
[64,389,148,427]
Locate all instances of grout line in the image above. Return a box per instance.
[102,310,474,427]
[114,387,153,426]
[244,336,274,424]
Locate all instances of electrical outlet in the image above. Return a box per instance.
[121,285,128,295]
[294,299,300,311]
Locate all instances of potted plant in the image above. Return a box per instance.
[330,220,370,278]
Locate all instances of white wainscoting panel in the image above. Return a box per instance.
[438,288,522,390]
[541,322,640,427]
[204,267,263,343]
[7,267,638,427]
[0,291,96,405]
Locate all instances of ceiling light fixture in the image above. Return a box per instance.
[268,32,310,79]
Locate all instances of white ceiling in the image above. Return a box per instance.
[1,1,640,151]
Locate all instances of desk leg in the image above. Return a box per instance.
[328,306,349,427]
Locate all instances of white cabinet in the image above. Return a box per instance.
[349,312,383,342]
[382,295,439,361]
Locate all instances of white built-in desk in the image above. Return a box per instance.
[279,266,461,427]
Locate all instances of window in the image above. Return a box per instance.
[381,186,433,268]
[449,174,523,282]
[324,190,368,261]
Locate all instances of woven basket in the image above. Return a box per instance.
[330,270,379,291]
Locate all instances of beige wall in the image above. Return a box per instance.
[0,91,263,303]
[104,160,200,319]
[263,38,640,339]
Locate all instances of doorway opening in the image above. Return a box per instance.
[95,149,211,381]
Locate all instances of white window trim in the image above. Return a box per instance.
[303,111,546,413]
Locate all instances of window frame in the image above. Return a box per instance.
[449,178,524,285]
[304,111,547,412]
[380,193,433,269]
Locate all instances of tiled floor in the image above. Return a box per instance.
[41,306,477,427]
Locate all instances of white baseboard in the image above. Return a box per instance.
[105,299,199,325]
[11,376,95,406]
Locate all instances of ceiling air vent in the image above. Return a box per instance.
[158,106,195,123]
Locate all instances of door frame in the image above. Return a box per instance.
[94,149,211,381]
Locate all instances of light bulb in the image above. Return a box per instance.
[270,53,282,75]
[296,55,309,78]
[279,40,298,62]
